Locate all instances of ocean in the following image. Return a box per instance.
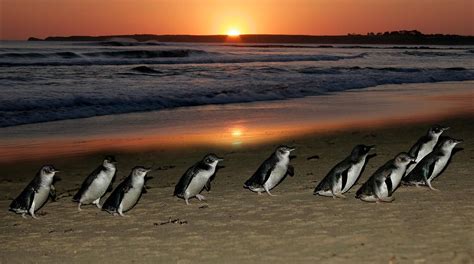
[1,40,473,128]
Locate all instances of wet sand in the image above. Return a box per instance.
[0,113,473,263]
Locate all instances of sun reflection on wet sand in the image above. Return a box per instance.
[0,82,472,163]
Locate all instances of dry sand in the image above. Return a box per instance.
[0,115,473,264]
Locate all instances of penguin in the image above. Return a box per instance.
[403,137,462,191]
[405,125,449,176]
[174,154,223,205]
[9,165,59,219]
[243,145,295,196]
[72,156,117,211]
[102,166,151,216]
[356,153,415,203]
[314,144,374,198]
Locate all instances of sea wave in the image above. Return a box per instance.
[0,51,366,66]
[1,66,473,127]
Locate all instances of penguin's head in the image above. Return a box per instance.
[429,125,449,137]
[351,144,375,160]
[438,136,463,150]
[276,145,295,157]
[132,166,151,178]
[41,165,59,176]
[394,153,416,167]
[103,155,117,168]
[203,154,224,166]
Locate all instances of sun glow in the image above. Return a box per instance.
[231,128,243,137]
[227,28,240,37]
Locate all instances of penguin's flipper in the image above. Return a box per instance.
[286,165,295,177]
[73,165,104,202]
[174,166,199,197]
[340,169,349,191]
[49,185,57,202]
[408,135,430,158]
[244,159,275,187]
[102,177,131,212]
[204,179,211,192]
[385,177,393,195]
[107,170,117,193]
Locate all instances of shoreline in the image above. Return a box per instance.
[0,81,473,164]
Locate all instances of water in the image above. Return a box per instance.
[1,40,473,127]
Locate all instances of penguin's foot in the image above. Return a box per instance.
[93,198,101,209]
[30,213,39,219]
[265,188,276,196]
[334,193,346,199]
[21,213,27,219]
[196,194,206,201]
[77,203,82,212]
[378,196,394,203]
[257,191,262,195]
[185,199,190,205]
[429,186,440,191]
[118,210,128,217]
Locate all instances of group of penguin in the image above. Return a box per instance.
[9,125,462,218]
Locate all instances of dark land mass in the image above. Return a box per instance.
[29,30,474,45]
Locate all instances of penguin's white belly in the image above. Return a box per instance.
[430,155,450,181]
[264,162,288,190]
[185,170,214,198]
[389,168,405,191]
[120,186,143,212]
[377,181,389,198]
[82,170,114,203]
[417,143,435,162]
[33,187,50,212]
[342,160,365,193]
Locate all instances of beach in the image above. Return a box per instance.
[0,82,473,263]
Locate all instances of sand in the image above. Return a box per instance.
[0,114,473,264]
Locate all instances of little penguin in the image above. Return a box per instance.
[72,156,117,211]
[243,145,295,196]
[9,165,59,219]
[174,154,223,205]
[314,144,374,198]
[102,166,151,216]
[403,136,462,191]
[356,153,415,203]
[405,125,449,176]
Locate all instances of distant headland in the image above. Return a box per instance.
[29,30,474,45]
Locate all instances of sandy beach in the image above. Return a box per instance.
[0,84,473,263]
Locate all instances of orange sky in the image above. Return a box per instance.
[1,0,473,40]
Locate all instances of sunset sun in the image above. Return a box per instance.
[227,28,240,37]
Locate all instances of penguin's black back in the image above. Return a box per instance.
[102,175,133,212]
[9,172,42,211]
[408,135,432,158]
[244,153,279,188]
[314,157,352,193]
[174,161,211,197]
[73,165,107,202]
[356,159,395,198]
[404,150,442,182]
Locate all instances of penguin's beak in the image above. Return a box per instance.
[288,147,295,152]
[442,126,450,131]
[454,139,463,144]
[217,157,224,162]
[53,170,60,173]
[368,145,375,150]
